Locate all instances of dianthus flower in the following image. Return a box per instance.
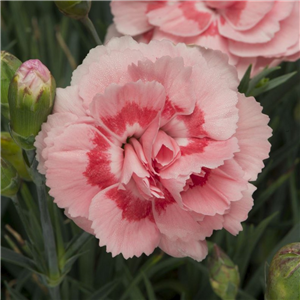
[35,37,271,260]
[109,0,300,78]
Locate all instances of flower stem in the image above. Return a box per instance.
[25,150,61,298]
[81,16,102,45]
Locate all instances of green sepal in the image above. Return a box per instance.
[55,1,91,20]
[1,51,22,119]
[1,157,21,197]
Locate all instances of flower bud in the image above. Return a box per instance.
[55,1,91,20]
[1,132,31,180]
[1,51,22,119]
[208,244,240,300]
[266,243,300,300]
[1,157,20,197]
[8,59,56,150]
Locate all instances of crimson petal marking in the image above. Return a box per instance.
[90,80,166,143]
[89,185,160,258]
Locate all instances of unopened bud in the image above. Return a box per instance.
[55,1,91,20]
[1,157,20,197]
[8,59,56,150]
[266,243,300,300]
[1,51,22,119]
[208,244,240,300]
[1,132,31,180]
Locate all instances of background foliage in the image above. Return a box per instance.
[1,1,300,299]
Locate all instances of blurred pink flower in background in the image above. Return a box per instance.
[35,37,271,260]
[108,0,300,78]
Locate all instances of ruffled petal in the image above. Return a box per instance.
[89,185,160,258]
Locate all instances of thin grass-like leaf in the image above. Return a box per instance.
[142,272,157,300]
[238,64,252,94]
[89,280,120,300]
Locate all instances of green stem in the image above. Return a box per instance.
[80,16,102,45]
[25,150,61,299]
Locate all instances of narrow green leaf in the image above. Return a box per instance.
[142,272,157,300]
[89,280,120,300]
[1,246,38,273]
[4,281,28,300]
[238,64,252,94]
[64,232,93,260]
[234,212,278,281]
[246,66,281,95]
[249,72,297,97]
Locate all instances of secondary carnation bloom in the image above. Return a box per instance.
[35,37,271,261]
[109,0,300,78]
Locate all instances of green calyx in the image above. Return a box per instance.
[266,243,300,300]
[55,1,91,20]
[8,71,56,150]
[208,244,240,300]
[1,51,22,120]
[1,157,21,197]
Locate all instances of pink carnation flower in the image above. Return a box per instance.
[35,37,271,261]
[108,0,300,78]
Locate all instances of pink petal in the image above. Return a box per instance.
[197,214,224,239]
[234,94,272,181]
[128,56,195,125]
[159,235,208,262]
[160,137,239,179]
[223,1,274,31]
[228,2,299,57]
[121,143,149,186]
[153,202,203,242]
[152,131,180,168]
[78,48,145,109]
[104,24,123,44]
[111,1,153,36]
[64,209,94,235]
[89,185,160,258]
[223,184,256,235]
[35,112,80,174]
[182,159,247,215]
[147,2,212,37]
[219,1,294,44]
[90,80,165,143]
[53,86,87,116]
[163,64,239,140]
[45,124,123,218]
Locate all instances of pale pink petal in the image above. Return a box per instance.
[78,49,145,109]
[90,80,165,143]
[147,2,212,37]
[104,24,123,44]
[223,1,274,31]
[223,184,256,235]
[111,1,153,36]
[121,143,149,186]
[160,137,239,179]
[163,66,239,140]
[228,3,299,57]
[53,86,87,116]
[34,112,80,174]
[128,56,195,125]
[197,214,224,240]
[45,124,123,218]
[64,209,94,235]
[152,131,181,169]
[234,94,272,181]
[153,202,203,242]
[89,185,160,258]
[159,235,208,262]
[182,159,247,215]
